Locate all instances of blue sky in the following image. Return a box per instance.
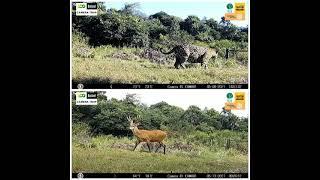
[103,0,249,27]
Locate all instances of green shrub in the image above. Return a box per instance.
[72,30,95,58]
[235,51,248,65]
[177,130,247,154]
[209,58,239,68]
[72,122,94,148]
[210,40,236,54]
[209,40,248,63]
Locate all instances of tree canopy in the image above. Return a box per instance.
[72,94,248,136]
[72,3,248,48]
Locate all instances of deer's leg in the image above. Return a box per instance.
[133,141,140,151]
[146,142,151,152]
[158,142,166,154]
[155,142,162,152]
[161,142,166,155]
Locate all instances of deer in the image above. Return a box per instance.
[127,116,167,154]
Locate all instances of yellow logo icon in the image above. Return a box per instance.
[224,92,245,110]
[225,2,245,21]
[235,3,245,14]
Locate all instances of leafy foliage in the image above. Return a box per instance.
[72,93,248,137]
[72,3,248,49]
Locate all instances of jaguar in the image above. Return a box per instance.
[161,44,218,69]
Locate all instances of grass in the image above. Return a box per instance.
[72,56,248,84]
[72,147,247,173]
[72,135,248,173]
[72,32,248,84]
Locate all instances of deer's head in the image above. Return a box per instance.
[127,116,140,130]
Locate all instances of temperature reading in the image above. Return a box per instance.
[145,174,153,178]
[133,174,141,178]
[145,85,153,89]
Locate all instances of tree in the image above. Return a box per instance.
[72,94,248,136]
[121,3,141,16]
[218,108,241,130]
[182,105,205,126]
[124,94,140,105]
[218,16,244,41]
[147,18,167,39]
[237,117,248,131]
[150,12,182,34]
[149,102,184,129]
[97,2,107,14]
[206,108,222,130]
[73,4,248,47]
[180,15,201,36]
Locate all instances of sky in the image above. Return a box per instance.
[102,89,249,118]
[101,0,249,27]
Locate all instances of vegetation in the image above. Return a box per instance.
[72,2,248,84]
[72,93,248,173]
[72,57,248,84]
[73,136,248,173]
[72,93,248,135]
[72,3,248,48]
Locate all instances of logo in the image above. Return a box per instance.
[226,3,233,13]
[77,3,86,9]
[224,2,245,21]
[225,92,245,110]
[75,92,97,105]
[76,2,98,16]
[234,92,245,110]
[76,92,86,100]
[227,92,233,102]
[235,3,245,14]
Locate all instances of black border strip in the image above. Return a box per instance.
[72,173,248,178]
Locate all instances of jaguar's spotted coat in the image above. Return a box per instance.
[161,44,218,69]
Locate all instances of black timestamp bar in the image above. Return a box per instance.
[72,173,248,178]
[72,83,248,89]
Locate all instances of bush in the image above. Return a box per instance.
[157,30,194,49]
[235,51,248,65]
[111,51,140,61]
[180,130,247,154]
[139,48,171,64]
[72,30,95,58]
[210,40,247,61]
[209,58,239,68]
[72,122,94,148]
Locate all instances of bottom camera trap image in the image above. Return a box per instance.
[72,89,249,174]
